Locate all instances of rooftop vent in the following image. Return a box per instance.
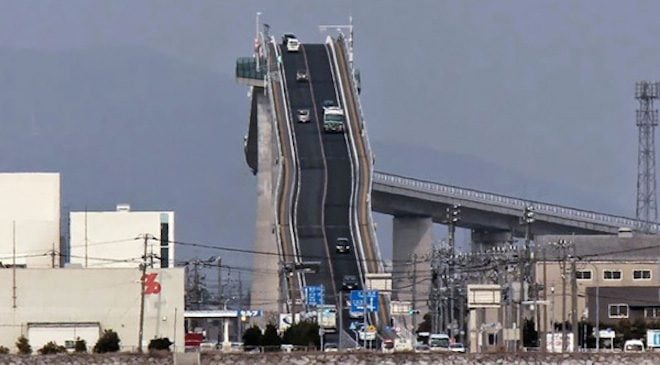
[116,204,131,212]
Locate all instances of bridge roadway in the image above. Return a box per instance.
[372,172,659,238]
[281,42,362,342]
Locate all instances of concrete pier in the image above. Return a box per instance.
[392,215,434,330]
[251,87,280,315]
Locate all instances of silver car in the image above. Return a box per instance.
[296,69,308,81]
[297,109,310,123]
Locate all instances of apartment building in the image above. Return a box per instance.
[534,234,660,330]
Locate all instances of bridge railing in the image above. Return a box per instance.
[373,172,658,232]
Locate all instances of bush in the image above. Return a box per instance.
[242,325,262,348]
[15,335,31,355]
[93,329,120,353]
[74,339,87,353]
[260,324,282,351]
[283,321,320,349]
[38,341,66,355]
[148,337,172,351]
[0,345,9,354]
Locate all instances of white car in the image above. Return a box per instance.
[286,37,300,52]
[449,343,466,353]
[297,109,310,123]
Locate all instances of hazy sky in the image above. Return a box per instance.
[1,1,658,267]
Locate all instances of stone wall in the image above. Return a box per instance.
[0,352,659,365]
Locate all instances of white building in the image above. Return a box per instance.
[0,267,185,352]
[69,205,175,269]
[0,173,60,268]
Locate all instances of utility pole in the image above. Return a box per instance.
[570,245,578,352]
[411,253,418,332]
[521,205,535,351]
[137,233,150,353]
[542,247,547,352]
[237,272,243,341]
[553,239,572,352]
[517,246,525,352]
[446,205,460,339]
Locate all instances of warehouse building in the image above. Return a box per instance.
[0,267,185,352]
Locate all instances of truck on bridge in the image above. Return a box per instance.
[323,107,345,133]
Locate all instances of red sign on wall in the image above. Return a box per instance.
[144,273,162,294]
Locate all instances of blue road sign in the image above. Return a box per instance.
[350,290,379,312]
[304,285,325,306]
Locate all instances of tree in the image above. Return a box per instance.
[417,313,432,333]
[242,325,262,348]
[522,318,538,347]
[148,338,173,352]
[74,339,87,353]
[15,335,31,355]
[0,346,9,354]
[260,324,282,351]
[38,341,66,355]
[93,329,120,353]
[283,321,320,349]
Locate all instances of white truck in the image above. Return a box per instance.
[322,107,345,133]
[317,305,337,332]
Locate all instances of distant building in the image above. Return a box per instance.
[0,267,185,352]
[0,173,60,268]
[535,233,660,331]
[69,205,174,268]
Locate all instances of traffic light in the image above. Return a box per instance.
[523,205,535,224]
[446,204,461,223]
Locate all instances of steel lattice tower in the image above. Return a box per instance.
[635,81,659,232]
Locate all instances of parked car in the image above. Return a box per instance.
[296,69,308,81]
[335,237,351,253]
[624,339,645,352]
[297,109,310,123]
[324,342,338,352]
[414,344,430,353]
[449,342,466,353]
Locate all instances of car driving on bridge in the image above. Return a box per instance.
[323,107,345,133]
[335,237,351,253]
[297,109,310,123]
[341,274,360,291]
[296,69,308,81]
[283,33,300,52]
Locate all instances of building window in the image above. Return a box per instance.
[603,270,622,280]
[645,307,660,318]
[633,270,652,280]
[575,270,592,280]
[609,304,629,318]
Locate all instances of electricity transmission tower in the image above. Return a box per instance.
[635,81,659,232]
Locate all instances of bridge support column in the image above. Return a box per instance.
[251,87,279,316]
[392,215,433,331]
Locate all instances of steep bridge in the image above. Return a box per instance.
[236,28,653,345]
